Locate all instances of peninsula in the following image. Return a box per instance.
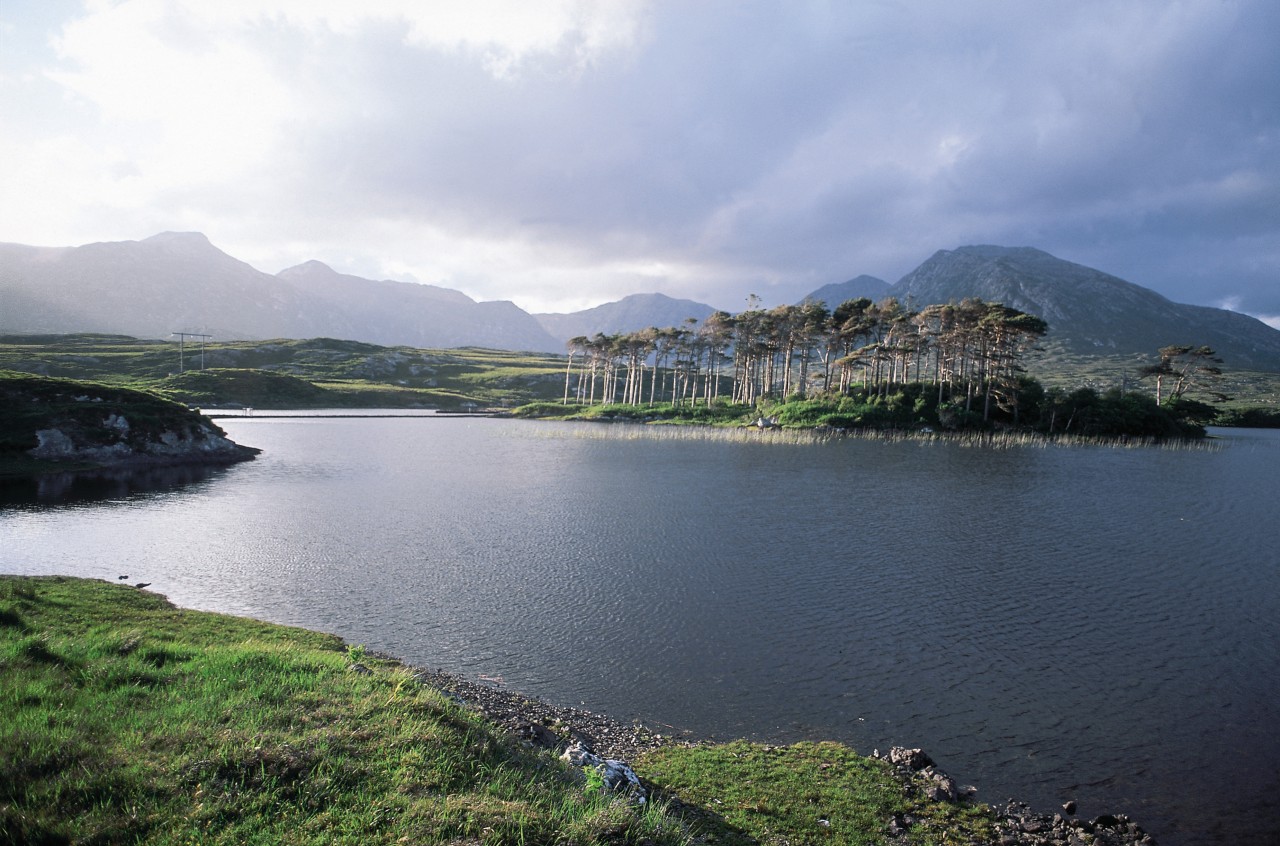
[0,371,259,476]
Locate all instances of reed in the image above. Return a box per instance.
[527,419,1222,451]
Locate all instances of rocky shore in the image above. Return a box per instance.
[407,661,1156,846]
[26,416,259,467]
[1,372,259,474]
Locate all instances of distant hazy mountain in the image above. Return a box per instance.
[274,260,558,351]
[890,246,1280,368]
[535,293,716,344]
[0,233,560,352]
[4,234,1279,371]
[800,274,891,307]
[0,232,304,340]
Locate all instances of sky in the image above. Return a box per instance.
[1,1,1277,324]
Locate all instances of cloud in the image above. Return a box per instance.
[0,0,1277,316]
[1256,316,1280,331]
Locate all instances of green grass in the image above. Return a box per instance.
[1027,347,1280,418]
[0,576,686,845]
[640,741,995,846]
[0,336,569,410]
[1,576,1008,845]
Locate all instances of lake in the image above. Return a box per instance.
[2,416,1278,845]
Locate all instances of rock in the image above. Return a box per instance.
[888,746,935,771]
[30,428,81,460]
[922,767,961,801]
[561,739,646,804]
[1063,800,1077,815]
[8,375,260,470]
[516,721,560,749]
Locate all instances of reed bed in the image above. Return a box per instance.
[527,419,1222,451]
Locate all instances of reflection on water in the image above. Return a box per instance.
[0,463,231,508]
[2,419,1278,846]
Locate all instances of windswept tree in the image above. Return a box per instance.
[559,293,1047,420]
[1140,345,1227,405]
[975,303,1048,421]
[698,311,736,404]
[564,336,590,404]
[830,297,876,393]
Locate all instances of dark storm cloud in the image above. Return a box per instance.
[248,1,1280,313]
[7,1,1276,319]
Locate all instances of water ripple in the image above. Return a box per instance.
[3,420,1278,845]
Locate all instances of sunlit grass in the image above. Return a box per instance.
[639,741,995,846]
[0,576,687,845]
[0,575,1022,845]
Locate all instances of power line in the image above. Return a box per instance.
[172,332,212,371]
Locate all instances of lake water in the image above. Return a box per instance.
[3,417,1278,845]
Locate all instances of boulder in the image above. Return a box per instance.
[888,746,935,770]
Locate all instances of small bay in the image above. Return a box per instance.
[2,416,1277,845]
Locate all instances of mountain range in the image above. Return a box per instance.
[3,233,1279,371]
[0,233,560,352]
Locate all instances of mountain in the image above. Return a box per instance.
[800,275,891,307]
[889,246,1280,369]
[0,233,560,352]
[535,293,716,344]
[0,232,303,340]
[5,234,1279,372]
[274,260,557,351]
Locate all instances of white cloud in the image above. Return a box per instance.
[0,0,1276,316]
[1223,298,1280,330]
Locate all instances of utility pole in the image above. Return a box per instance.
[172,332,212,372]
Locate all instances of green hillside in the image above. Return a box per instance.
[0,335,567,410]
[2,333,1276,422]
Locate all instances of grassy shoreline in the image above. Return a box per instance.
[1,576,1012,845]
